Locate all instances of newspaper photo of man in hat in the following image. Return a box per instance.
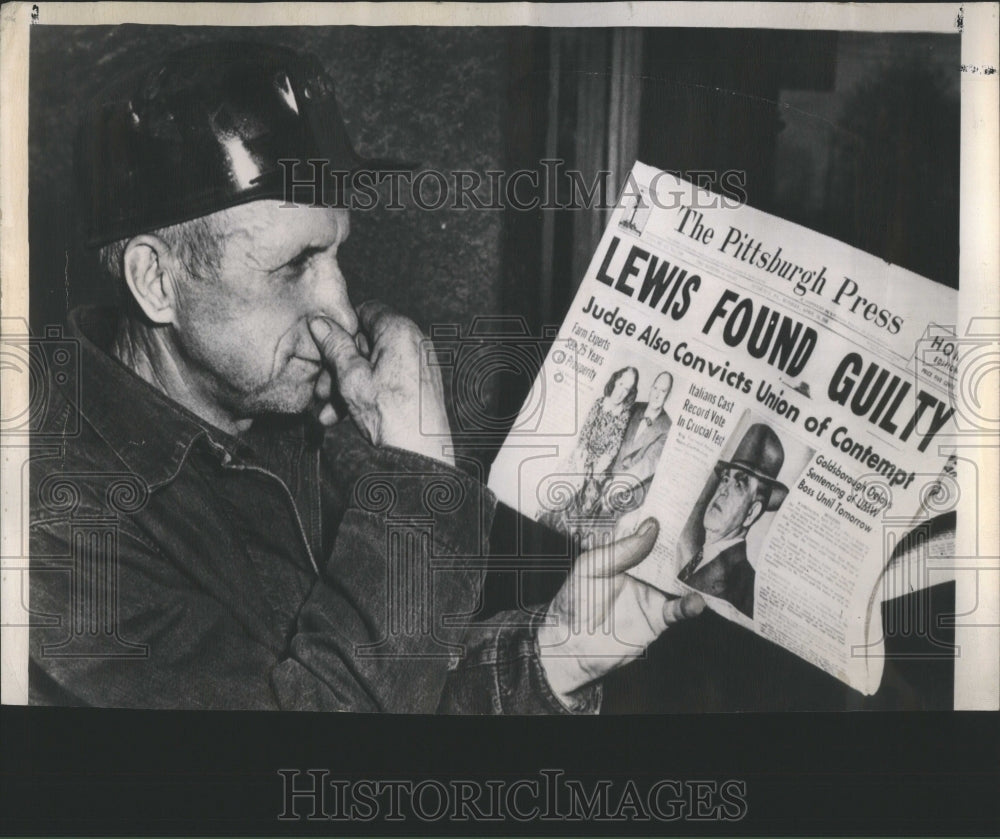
[675,422,789,619]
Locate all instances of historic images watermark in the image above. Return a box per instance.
[277,768,748,823]
[856,319,1000,659]
[279,160,748,212]
[419,316,577,439]
[1,322,151,659]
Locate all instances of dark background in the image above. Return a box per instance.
[14,23,989,835]
[3,708,997,835]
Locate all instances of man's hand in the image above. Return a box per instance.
[309,301,455,467]
[538,518,705,703]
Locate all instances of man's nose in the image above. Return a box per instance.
[311,258,358,336]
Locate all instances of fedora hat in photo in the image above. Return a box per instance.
[714,423,789,511]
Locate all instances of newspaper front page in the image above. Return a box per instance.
[489,162,958,695]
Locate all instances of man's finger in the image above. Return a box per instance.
[309,316,369,386]
[662,592,706,626]
[586,517,660,578]
[314,368,333,402]
[355,300,396,343]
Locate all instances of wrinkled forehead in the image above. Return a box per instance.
[214,201,349,246]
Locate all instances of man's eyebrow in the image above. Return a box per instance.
[270,244,328,272]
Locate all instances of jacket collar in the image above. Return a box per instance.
[65,306,254,490]
[702,536,746,567]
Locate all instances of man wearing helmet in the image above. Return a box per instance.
[29,42,703,712]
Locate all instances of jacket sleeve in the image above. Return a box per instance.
[269,441,498,712]
[310,427,602,715]
[29,434,596,713]
[436,607,603,715]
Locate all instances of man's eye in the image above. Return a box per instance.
[281,246,324,273]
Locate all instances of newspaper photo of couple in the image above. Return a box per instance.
[537,364,678,543]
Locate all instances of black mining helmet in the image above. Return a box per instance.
[75,41,405,248]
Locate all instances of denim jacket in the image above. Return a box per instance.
[29,307,598,714]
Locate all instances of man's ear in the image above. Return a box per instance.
[742,499,765,530]
[122,235,178,325]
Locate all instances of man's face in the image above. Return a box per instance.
[647,373,673,412]
[702,467,762,542]
[170,201,356,420]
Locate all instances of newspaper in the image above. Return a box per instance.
[488,162,958,695]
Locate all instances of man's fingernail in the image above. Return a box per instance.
[309,317,331,338]
[640,518,657,535]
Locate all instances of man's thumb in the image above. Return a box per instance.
[309,316,361,373]
[591,517,659,578]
